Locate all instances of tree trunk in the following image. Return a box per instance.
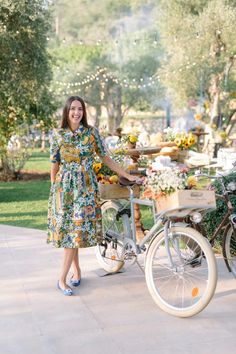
[86,104,102,128]
[40,130,46,152]
[209,75,221,127]
[106,104,115,133]
[202,74,221,158]
[105,84,122,133]
[114,85,122,128]
[94,105,101,128]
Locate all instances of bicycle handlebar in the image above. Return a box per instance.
[195,166,236,179]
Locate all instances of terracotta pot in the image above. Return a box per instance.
[126,142,139,162]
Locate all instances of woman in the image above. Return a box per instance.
[47,96,138,296]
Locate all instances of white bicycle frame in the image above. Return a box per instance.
[106,185,214,267]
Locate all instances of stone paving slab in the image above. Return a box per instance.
[0,224,236,354]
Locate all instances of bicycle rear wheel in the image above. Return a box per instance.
[222,224,236,277]
[145,226,217,317]
[95,200,131,273]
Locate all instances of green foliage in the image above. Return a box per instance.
[0,0,56,162]
[157,0,236,110]
[203,172,236,243]
[106,0,132,14]
[52,0,148,42]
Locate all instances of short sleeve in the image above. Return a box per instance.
[92,128,107,157]
[49,129,61,163]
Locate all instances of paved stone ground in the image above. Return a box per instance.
[0,224,236,354]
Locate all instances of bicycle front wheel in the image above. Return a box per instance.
[95,200,131,273]
[145,226,217,317]
[222,224,236,277]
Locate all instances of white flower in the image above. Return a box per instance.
[145,168,187,195]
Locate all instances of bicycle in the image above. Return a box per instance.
[192,170,236,277]
[95,178,217,318]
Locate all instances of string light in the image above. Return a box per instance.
[50,26,233,95]
[52,66,159,93]
[44,34,163,47]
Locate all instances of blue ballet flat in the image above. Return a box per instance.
[70,277,81,287]
[57,281,73,296]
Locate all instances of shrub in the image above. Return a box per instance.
[0,133,34,179]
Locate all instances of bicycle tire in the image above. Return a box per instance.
[95,200,131,273]
[145,226,217,317]
[222,223,236,277]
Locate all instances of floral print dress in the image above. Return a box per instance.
[47,125,107,248]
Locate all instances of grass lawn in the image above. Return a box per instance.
[0,149,51,230]
[0,180,50,230]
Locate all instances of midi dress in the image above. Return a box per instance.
[47,125,107,248]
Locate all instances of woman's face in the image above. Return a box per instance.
[68,100,83,130]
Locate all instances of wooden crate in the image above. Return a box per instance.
[98,183,140,200]
[155,189,216,216]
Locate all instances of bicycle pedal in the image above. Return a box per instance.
[124,252,136,260]
[189,258,202,268]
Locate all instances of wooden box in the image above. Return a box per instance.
[155,189,216,216]
[98,183,140,200]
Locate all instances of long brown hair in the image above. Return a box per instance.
[61,96,89,129]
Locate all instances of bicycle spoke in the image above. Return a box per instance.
[146,227,217,316]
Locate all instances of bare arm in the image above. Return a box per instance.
[101,155,137,181]
[50,162,60,184]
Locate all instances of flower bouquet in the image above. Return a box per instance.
[174,132,196,150]
[121,134,138,145]
[163,128,197,163]
[142,168,188,199]
[142,168,215,216]
[93,161,119,184]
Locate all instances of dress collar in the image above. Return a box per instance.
[67,124,85,136]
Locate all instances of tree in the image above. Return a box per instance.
[157,0,236,129]
[0,0,56,172]
[50,0,162,131]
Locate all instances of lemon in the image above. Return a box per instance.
[109,175,119,184]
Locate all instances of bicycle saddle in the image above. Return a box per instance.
[119,176,135,186]
[119,176,143,186]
